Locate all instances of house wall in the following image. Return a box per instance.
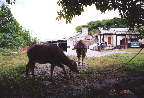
[114,36,122,46]
[68,26,98,49]
[98,35,105,44]
[113,35,116,46]
[113,35,131,46]
[98,35,130,46]
[68,26,89,48]
[105,35,113,45]
[98,35,100,43]
[99,28,141,47]
[77,36,85,41]
[98,35,113,46]
[67,39,74,49]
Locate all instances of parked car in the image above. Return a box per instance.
[130,42,140,47]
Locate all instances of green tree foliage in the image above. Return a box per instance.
[0,3,39,49]
[89,29,100,35]
[75,26,82,33]
[137,27,144,39]
[75,17,127,35]
[5,0,15,4]
[56,0,143,30]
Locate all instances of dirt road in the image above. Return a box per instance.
[64,49,132,57]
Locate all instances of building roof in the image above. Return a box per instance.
[110,27,129,32]
[99,27,142,35]
[100,30,112,34]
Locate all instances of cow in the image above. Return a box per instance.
[76,40,87,66]
[26,44,79,81]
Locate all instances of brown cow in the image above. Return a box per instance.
[76,40,87,66]
[26,44,79,81]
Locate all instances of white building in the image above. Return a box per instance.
[98,27,142,48]
[67,26,98,49]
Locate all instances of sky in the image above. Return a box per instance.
[2,0,120,42]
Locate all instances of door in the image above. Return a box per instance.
[108,37,111,44]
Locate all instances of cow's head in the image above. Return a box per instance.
[69,60,80,73]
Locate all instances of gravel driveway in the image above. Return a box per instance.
[64,49,132,57]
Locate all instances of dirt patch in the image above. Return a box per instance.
[17,46,29,53]
[33,64,144,98]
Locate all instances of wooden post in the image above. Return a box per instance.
[100,35,101,43]
[103,34,104,42]
[57,42,59,46]
[125,35,127,49]
[116,35,117,46]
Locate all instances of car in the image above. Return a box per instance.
[130,42,140,47]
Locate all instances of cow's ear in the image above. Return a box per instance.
[71,60,73,63]
[71,60,74,64]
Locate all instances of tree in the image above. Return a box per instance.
[56,0,143,30]
[0,3,39,49]
[137,27,144,39]
[75,17,127,34]
[89,29,99,35]
[75,26,82,33]
[5,0,15,4]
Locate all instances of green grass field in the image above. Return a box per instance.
[0,48,144,97]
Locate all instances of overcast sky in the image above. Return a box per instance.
[3,0,120,41]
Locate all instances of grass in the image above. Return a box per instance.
[84,52,144,82]
[119,47,144,53]
[0,48,46,97]
[86,53,144,70]
[0,50,28,74]
[0,48,144,97]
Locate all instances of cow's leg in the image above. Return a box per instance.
[58,64,69,80]
[82,56,85,66]
[77,48,81,66]
[82,49,86,66]
[58,64,66,77]
[31,62,36,80]
[26,61,35,79]
[78,56,80,66]
[50,64,55,81]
